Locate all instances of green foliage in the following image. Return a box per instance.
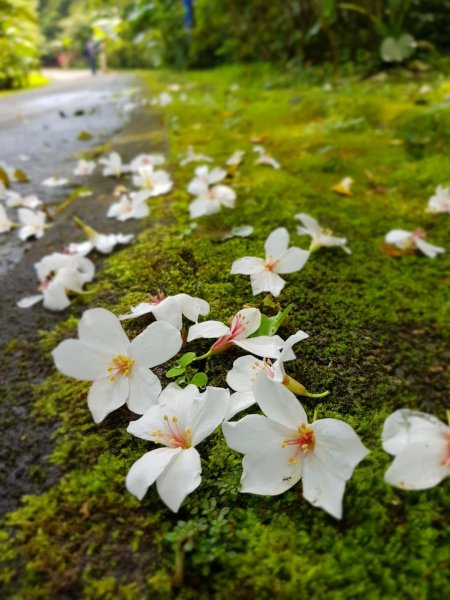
[0,0,41,89]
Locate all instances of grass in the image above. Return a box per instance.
[0,71,49,97]
[1,63,449,599]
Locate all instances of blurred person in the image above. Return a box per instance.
[84,38,98,75]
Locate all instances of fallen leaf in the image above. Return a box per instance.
[0,166,10,187]
[78,131,93,141]
[14,168,30,183]
[250,133,269,143]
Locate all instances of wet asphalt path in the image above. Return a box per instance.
[0,70,167,515]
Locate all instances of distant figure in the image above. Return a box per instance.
[99,41,108,74]
[84,38,97,75]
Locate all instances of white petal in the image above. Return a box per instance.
[187,320,230,342]
[295,213,321,235]
[382,409,448,456]
[303,454,346,519]
[236,307,262,337]
[42,284,71,311]
[253,376,308,428]
[312,418,370,480]
[226,391,256,420]
[119,302,154,321]
[384,440,448,490]
[52,339,110,380]
[78,308,129,354]
[189,196,217,219]
[127,367,162,414]
[230,257,264,275]
[189,386,229,445]
[175,294,210,323]
[87,376,129,423]
[156,447,202,512]
[415,237,444,258]
[250,271,285,296]
[126,447,180,500]
[226,355,262,392]
[129,321,182,368]
[277,247,310,274]
[152,298,183,330]
[265,228,290,261]
[235,335,284,359]
[385,229,411,246]
[17,294,43,308]
[279,330,309,362]
[223,414,292,454]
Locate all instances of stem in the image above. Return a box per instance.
[73,215,97,238]
[194,349,213,361]
[283,374,329,398]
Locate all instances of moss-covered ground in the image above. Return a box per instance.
[1,63,449,598]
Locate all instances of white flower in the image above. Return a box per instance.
[74,160,96,176]
[385,228,444,258]
[132,165,173,197]
[226,331,309,419]
[107,191,150,222]
[189,184,236,219]
[226,150,245,166]
[295,213,351,254]
[18,252,95,311]
[382,409,450,490]
[41,176,69,187]
[223,377,369,518]
[68,217,134,255]
[99,152,128,177]
[179,146,212,167]
[187,307,285,358]
[253,146,280,170]
[231,228,310,296]
[52,308,182,423]
[152,92,172,107]
[222,225,254,240]
[0,204,13,233]
[119,292,210,330]
[129,154,165,172]
[17,209,47,240]
[5,191,42,209]
[126,383,229,511]
[187,165,227,196]
[427,186,450,214]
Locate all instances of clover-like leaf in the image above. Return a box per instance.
[190,372,208,388]
[380,34,416,63]
[178,352,197,367]
[166,366,185,378]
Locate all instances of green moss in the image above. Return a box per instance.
[1,64,449,598]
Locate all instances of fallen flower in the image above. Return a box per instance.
[74,159,96,176]
[253,145,280,169]
[226,150,245,167]
[384,228,444,258]
[41,176,69,187]
[119,291,210,330]
[187,165,227,196]
[17,208,47,240]
[107,191,150,221]
[427,185,450,214]
[382,409,450,490]
[222,225,254,241]
[189,183,236,219]
[52,308,182,423]
[0,204,13,233]
[295,213,351,254]
[231,227,310,296]
[132,165,173,197]
[223,376,369,518]
[18,252,95,311]
[129,154,165,172]
[126,383,229,511]
[180,147,212,167]
[5,191,42,210]
[331,177,353,196]
[68,216,134,255]
[99,152,128,177]
[187,307,285,359]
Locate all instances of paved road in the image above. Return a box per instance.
[0,70,166,515]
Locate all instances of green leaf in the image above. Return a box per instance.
[380,34,416,63]
[251,304,294,337]
[178,352,196,367]
[190,372,208,388]
[78,131,93,141]
[14,168,30,183]
[166,366,185,378]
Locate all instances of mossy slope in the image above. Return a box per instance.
[1,64,449,599]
